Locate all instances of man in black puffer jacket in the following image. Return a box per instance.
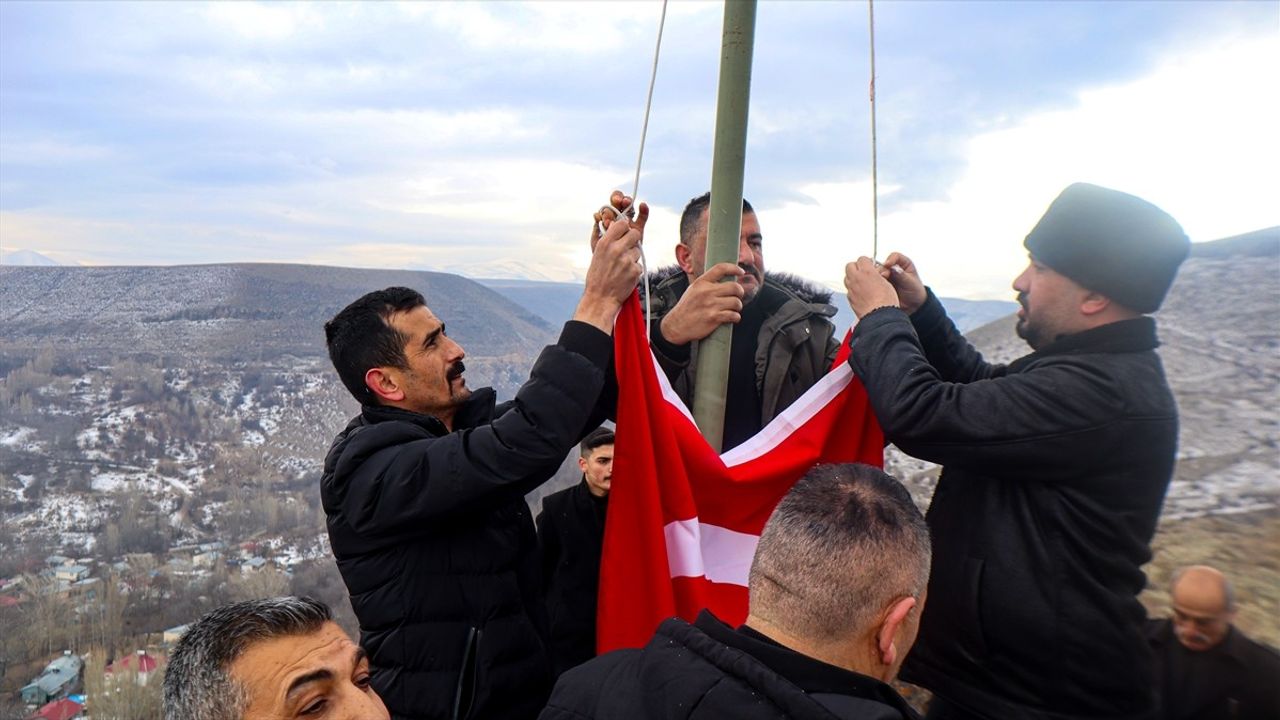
[541,463,929,720]
[843,183,1191,720]
[320,211,645,720]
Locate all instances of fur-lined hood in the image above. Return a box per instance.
[640,264,834,307]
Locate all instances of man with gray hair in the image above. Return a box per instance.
[540,463,929,720]
[163,596,389,720]
[1146,565,1280,720]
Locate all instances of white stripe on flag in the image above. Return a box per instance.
[720,361,856,467]
[664,518,760,586]
[647,342,856,468]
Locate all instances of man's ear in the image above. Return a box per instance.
[675,242,694,276]
[365,367,405,404]
[876,596,917,672]
[1080,291,1112,317]
[577,455,589,474]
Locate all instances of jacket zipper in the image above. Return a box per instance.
[452,627,480,720]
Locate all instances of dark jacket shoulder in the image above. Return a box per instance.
[541,611,917,720]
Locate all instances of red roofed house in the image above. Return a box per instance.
[105,649,162,686]
[26,698,83,720]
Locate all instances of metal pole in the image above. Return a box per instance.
[692,0,757,451]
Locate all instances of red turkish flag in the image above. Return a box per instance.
[596,292,883,652]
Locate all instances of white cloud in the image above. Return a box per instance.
[204,2,324,41]
[759,30,1280,300]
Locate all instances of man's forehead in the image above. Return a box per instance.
[388,304,441,332]
[589,444,614,458]
[230,622,358,696]
[693,209,760,241]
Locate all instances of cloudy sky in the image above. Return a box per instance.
[1,1,1276,299]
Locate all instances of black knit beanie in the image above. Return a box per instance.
[1023,183,1190,314]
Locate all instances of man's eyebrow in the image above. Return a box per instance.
[746,232,763,242]
[421,324,444,349]
[286,669,335,701]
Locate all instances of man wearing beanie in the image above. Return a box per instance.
[842,183,1190,720]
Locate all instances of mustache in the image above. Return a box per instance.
[738,262,762,279]
[447,361,466,380]
[1176,627,1210,644]
[1016,292,1028,308]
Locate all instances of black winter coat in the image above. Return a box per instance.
[1147,619,1280,720]
[536,478,608,676]
[321,322,613,720]
[848,292,1179,720]
[540,611,920,720]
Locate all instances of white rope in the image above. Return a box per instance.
[868,0,880,262]
[633,0,668,338]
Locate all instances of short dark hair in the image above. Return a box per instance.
[679,192,755,246]
[163,596,332,720]
[580,427,615,457]
[749,463,930,640]
[324,287,425,404]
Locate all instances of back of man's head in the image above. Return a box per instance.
[163,596,332,720]
[748,463,930,675]
[324,287,425,405]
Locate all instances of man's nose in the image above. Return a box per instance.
[447,338,466,361]
[1012,268,1029,292]
[737,239,754,265]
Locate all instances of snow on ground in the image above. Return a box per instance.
[91,472,131,493]
[1163,459,1279,520]
[0,422,36,445]
[35,492,105,536]
[201,501,227,526]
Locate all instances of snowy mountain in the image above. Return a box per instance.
[0,249,63,266]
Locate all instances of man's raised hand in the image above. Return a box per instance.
[844,257,901,319]
[658,263,746,346]
[576,215,644,335]
[590,191,648,252]
[880,252,927,315]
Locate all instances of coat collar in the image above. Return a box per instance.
[359,386,498,435]
[693,611,916,718]
[1009,316,1159,372]
[644,265,835,316]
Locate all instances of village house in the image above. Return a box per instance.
[19,652,82,706]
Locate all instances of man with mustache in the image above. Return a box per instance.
[320,213,645,720]
[536,426,615,676]
[1146,565,1280,720]
[598,191,839,451]
[842,183,1190,719]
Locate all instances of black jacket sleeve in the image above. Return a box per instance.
[848,306,1126,473]
[908,289,1007,383]
[332,321,612,539]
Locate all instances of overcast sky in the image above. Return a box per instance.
[2,1,1276,299]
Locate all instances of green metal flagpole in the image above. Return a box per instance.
[692,0,757,452]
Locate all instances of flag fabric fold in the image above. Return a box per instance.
[597,292,884,652]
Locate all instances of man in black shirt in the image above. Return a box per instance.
[1147,565,1280,720]
[320,214,644,720]
[537,427,614,676]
